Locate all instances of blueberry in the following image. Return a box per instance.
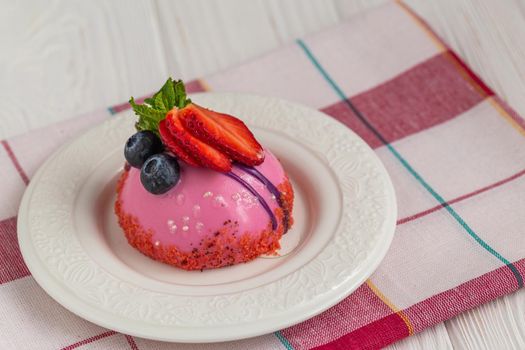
[140,154,180,194]
[124,131,163,168]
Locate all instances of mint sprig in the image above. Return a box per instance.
[129,78,191,134]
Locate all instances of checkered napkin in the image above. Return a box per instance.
[2,2,524,349]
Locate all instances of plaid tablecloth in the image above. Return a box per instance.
[2,2,524,349]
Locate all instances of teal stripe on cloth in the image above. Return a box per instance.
[107,107,117,115]
[297,39,523,288]
[275,331,294,350]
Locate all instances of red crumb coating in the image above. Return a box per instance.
[114,168,295,270]
[278,179,294,231]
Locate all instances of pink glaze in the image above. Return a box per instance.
[119,150,287,252]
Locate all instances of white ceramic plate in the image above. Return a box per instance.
[18,93,396,343]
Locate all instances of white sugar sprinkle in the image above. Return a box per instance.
[182,225,189,231]
[213,195,227,208]
[193,204,201,217]
[203,191,213,198]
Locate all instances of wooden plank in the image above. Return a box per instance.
[1,0,525,349]
[155,0,340,78]
[0,0,168,139]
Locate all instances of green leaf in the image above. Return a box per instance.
[143,97,156,106]
[154,92,166,111]
[173,79,190,108]
[129,98,162,120]
[128,78,191,133]
[161,78,176,109]
[129,97,166,135]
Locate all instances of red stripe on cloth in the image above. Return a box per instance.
[396,1,494,98]
[1,140,30,185]
[517,258,525,279]
[110,96,147,114]
[185,79,207,93]
[109,79,207,114]
[327,52,486,147]
[444,50,494,97]
[0,217,30,284]
[125,335,139,350]
[311,313,410,350]
[307,259,525,349]
[397,168,525,225]
[60,331,117,350]
[405,258,525,333]
[321,101,383,149]
[281,284,394,349]
[397,0,525,139]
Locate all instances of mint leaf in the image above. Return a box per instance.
[161,78,176,109]
[129,97,165,120]
[143,97,156,106]
[129,78,191,134]
[145,89,162,108]
[173,80,191,108]
[129,97,166,135]
[154,92,166,111]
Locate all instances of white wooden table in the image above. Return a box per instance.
[2,0,524,348]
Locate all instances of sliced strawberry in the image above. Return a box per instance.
[179,103,265,166]
[165,110,232,172]
[158,119,201,167]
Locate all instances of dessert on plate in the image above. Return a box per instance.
[115,78,294,270]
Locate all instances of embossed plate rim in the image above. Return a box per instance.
[18,93,397,342]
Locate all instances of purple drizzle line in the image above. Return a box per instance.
[236,165,290,233]
[236,165,282,206]
[225,172,278,230]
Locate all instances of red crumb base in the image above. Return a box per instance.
[278,176,294,232]
[114,168,295,271]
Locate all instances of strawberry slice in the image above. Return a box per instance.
[158,119,201,167]
[179,104,265,166]
[165,110,232,172]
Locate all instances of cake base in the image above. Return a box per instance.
[115,169,294,270]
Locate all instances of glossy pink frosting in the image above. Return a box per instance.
[119,150,286,252]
